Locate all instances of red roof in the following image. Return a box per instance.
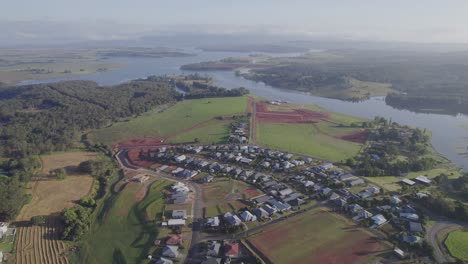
[166,235,183,245]
[224,242,239,257]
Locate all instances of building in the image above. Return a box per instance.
[240,211,257,222]
[167,219,186,227]
[174,155,186,163]
[401,179,416,186]
[202,175,214,183]
[223,212,242,226]
[371,214,387,226]
[415,175,432,185]
[252,208,269,219]
[206,241,221,257]
[162,245,179,258]
[0,223,8,239]
[224,242,240,258]
[409,222,424,233]
[206,216,220,228]
[172,210,187,219]
[155,257,173,264]
[166,235,183,245]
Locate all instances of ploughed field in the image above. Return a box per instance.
[15,217,69,264]
[248,208,391,264]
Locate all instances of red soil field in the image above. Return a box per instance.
[255,102,330,124]
[126,148,157,168]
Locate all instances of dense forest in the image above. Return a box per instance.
[0,75,249,221]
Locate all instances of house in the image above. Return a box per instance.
[400,213,419,221]
[224,242,240,258]
[162,245,179,258]
[321,163,334,170]
[393,247,406,259]
[252,207,269,219]
[416,192,429,199]
[223,212,242,226]
[174,155,186,163]
[262,204,277,215]
[415,175,432,185]
[390,196,402,204]
[156,257,174,264]
[401,179,416,186]
[348,178,365,186]
[335,198,348,207]
[362,210,374,218]
[321,187,332,196]
[206,216,220,228]
[167,219,186,226]
[202,175,214,183]
[409,222,424,233]
[172,210,187,219]
[371,214,387,226]
[348,204,363,214]
[166,235,183,245]
[278,188,293,197]
[268,199,291,212]
[328,192,340,201]
[253,195,272,205]
[0,223,8,239]
[206,241,221,257]
[240,211,257,222]
[402,235,422,245]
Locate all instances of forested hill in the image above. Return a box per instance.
[0,79,178,158]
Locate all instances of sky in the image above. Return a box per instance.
[3,0,468,43]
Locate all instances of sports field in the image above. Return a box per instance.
[445,230,468,261]
[17,151,96,221]
[90,96,248,146]
[78,179,171,264]
[256,123,362,162]
[248,208,391,264]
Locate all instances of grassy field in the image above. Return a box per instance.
[201,177,262,217]
[16,151,96,221]
[256,122,362,162]
[168,119,231,144]
[445,230,468,261]
[365,166,462,192]
[90,96,248,146]
[78,179,171,264]
[313,78,397,100]
[248,207,391,264]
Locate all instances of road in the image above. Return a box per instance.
[115,150,204,263]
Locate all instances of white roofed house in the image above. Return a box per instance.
[371,214,387,227]
[415,175,432,185]
[162,245,179,258]
[172,210,187,219]
[0,223,8,239]
[174,155,186,163]
[240,210,257,222]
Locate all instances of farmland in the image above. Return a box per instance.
[89,96,248,146]
[248,207,391,264]
[15,217,69,264]
[77,179,171,264]
[201,177,262,217]
[16,151,97,221]
[445,230,468,261]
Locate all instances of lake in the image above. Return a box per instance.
[18,49,468,171]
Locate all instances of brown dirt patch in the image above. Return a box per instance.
[339,130,368,144]
[255,101,330,124]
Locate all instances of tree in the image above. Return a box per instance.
[31,215,47,226]
[51,168,66,180]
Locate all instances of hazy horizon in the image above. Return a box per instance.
[3,0,468,47]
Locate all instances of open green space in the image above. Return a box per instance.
[168,119,231,144]
[445,230,468,261]
[90,96,248,145]
[365,166,462,192]
[77,179,171,264]
[256,122,362,162]
[248,207,391,264]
